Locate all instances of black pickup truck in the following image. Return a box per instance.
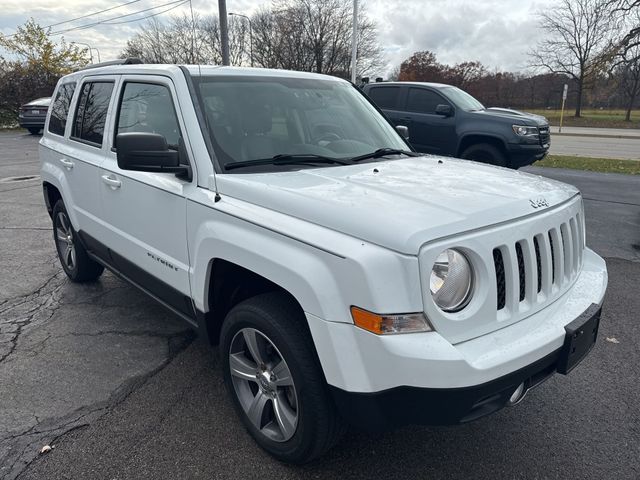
[362,82,550,168]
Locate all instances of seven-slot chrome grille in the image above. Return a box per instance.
[492,209,584,314]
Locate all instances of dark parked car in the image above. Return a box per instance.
[362,82,550,168]
[18,97,51,135]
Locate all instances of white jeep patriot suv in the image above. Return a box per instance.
[40,60,608,463]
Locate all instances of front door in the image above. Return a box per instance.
[405,87,456,155]
[98,76,196,320]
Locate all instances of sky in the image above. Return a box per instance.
[1,0,553,76]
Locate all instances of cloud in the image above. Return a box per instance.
[367,0,552,76]
[1,0,552,73]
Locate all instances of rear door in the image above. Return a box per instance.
[60,76,116,237]
[98,75,196,320]
[366,85,409,127]
[405,87,456,155]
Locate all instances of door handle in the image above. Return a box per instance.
[101,174,122,189]
[59,158,74,170]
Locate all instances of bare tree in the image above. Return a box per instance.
[608,0,640,56]
[529,0,618,117]
[122,0,381,79]
[616,43,640,120]
[250,0,383,78]
[121,13,248,65]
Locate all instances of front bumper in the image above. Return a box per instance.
[306,249,607,427]
[331,304,601,431]
[506,142,549,168]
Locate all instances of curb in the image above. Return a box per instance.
[552,132,640,140]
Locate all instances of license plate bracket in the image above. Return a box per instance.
[557,304,601,374]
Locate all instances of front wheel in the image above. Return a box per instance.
[220,292,344,464]
[27,127,41,135]
[461,143,508,167]
[52,200,104,282]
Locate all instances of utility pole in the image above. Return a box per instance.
[218,0,230,66]
[350,0,358,83]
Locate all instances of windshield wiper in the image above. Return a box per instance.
[350,148,421,163]
[224,154,350,171]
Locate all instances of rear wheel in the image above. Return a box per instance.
[220,292,344,464]
[461,143,508,167]
[52,200,104,282]
[27,127,41,135]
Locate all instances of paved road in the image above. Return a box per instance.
[1,131,639,480]
[550,134,640,160]
[544,125,640,160]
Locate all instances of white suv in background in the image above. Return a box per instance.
[40,60,608,464]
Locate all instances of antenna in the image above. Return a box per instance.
[189,0,197,64]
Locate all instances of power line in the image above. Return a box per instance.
[1,0,188,39]
[103,0,190,25]
[46,0,145,29]
[49,0,188,35]
[0,0,144,39]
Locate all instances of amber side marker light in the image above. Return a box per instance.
[350,306,432,335]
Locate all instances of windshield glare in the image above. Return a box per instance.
[195,76,407,170]
[442,86,485,111]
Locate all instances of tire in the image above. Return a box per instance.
[220,292,345,464]
[52,199,104,282]
[461,143,508,167]
[27,127,41,135]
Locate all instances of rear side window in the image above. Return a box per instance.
[72,81,114,146]
[407,88,446,114]
[48,83,76,136]
[115,82,181,147]
[367,86,400,109]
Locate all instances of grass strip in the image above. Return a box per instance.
[537,155,640,175]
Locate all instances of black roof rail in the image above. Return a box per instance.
[79,58,143,71]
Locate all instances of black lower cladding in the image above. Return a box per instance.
[78,231,197,324]
[331,303,601,431]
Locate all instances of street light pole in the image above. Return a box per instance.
[218,0,230,66]
[71,41,94,64]
[350,0,358,83]
[229,12,253,67]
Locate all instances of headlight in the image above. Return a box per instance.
[512,125,539,136]
[430,249,473,312]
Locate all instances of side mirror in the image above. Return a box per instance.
[116,132,190,179]
[395,125,410,140]
[435,104,453,117]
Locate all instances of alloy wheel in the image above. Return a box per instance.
[55,211,76,271]
[229,328,298,442]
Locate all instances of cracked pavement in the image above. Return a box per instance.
[1,131,639,479]
[0,131,193,479]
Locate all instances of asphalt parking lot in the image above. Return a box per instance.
[1,130,639,480]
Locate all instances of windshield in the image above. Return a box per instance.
[441,86,484,112]
[194,76,408,171]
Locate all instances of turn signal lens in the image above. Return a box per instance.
[351,307,432,335]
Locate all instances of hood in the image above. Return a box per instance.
[476,107,548,126]
[216,157,578,254]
